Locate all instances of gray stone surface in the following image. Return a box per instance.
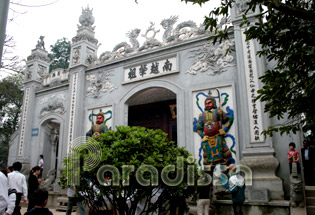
[248,189,269,203]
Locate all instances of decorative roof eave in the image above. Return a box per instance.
[35,82,69,95]
[72,29,98,45]
[87,34,209,71]
[27,49,50,63]
[86,28,235,72]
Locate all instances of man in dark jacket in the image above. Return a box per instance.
[225,164,245,215]
[301,140,315,185]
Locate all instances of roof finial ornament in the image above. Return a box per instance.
[78,5,95,30]
[36,36,45,50]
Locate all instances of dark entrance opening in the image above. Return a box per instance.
[127,88,177,144]
[41,119,60,179]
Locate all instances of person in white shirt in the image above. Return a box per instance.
[5,188,16,215]
[8,162,27,215]
[38,155,44,179]
[0,170,8,215]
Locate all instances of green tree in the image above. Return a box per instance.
[60,126,199,215]
[48,37,71,72]
[0,35,25,75]
[0,74,23,166]
[183,0,315,138]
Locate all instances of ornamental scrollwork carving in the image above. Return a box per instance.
[85,49,96,65]
[86,70,117,98]
[72,47,81,64]
[186,40,235,76]
[138,22,163,52]
[37,64,47,80]
[97,15,209,65]
[27,48,50,63]
[99,28,141,63]
[39,98,66,118]
[72,33,98,45]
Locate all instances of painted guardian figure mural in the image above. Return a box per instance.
[193,89,236,167]
[86,110,112,137]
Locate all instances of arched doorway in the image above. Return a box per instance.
[126,87,177,144]
[40,118,60,178]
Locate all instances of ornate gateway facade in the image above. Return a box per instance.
[8,5,301,214]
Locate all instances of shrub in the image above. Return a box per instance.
[60,126,198,215]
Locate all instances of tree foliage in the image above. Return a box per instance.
[48,37,71,72]
[0,74,23,166]
[60,126,198,215]
[184,0,315,138]
[0,35,25,75]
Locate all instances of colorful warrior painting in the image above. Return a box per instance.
[193,89,236,167]
[86,110,112,137]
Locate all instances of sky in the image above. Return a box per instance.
[5,0,217,70]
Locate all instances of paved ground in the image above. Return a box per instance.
[21,206,66,215]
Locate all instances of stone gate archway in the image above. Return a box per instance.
[127,87,177,144]
[119,80,189,150]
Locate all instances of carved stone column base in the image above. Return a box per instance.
[240,155,284,200]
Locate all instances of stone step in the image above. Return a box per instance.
[305,186,315,190]
[55,196,77,212]
[55,205,77,212]
[56,196,68,202]
[307,206,315,215]
[55,205,68,212]
[306,186,315,197]
[306,190,315,197]
[188,204,215,215]
[306,197,315,206]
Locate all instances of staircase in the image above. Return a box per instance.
[306,186,315,215]
[55,196,77,212]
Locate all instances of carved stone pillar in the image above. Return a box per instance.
[69,6,98,68]
[231,2,285,201]
[66,6,99,154]
[25,45,50,83]
[17,41,49,167]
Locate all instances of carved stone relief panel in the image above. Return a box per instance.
[72,46,81,64]
[186,40,235,76]
[86,70,117,98]
[38,94,67,118]
[38,64,47,80]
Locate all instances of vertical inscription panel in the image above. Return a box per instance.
[18,87,30,157]
[67,72,78,153]
[241,29,264,143]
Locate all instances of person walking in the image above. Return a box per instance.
[27,166,43,211]
[66,187,85,215]
[0,170,8,215]
[301,140,315,185]
[37,155,44,179]
[6,167,13,174]
[8,162,27,215]
[6,188,17,215]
